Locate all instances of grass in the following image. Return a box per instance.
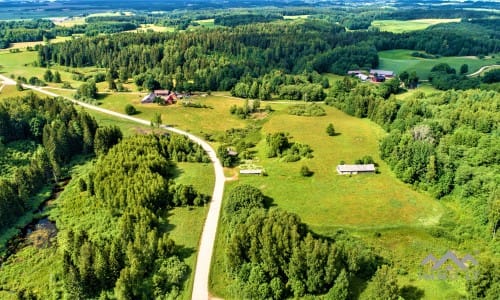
[195,19,216,28]
[169,162,214,300]
[236,104,443,229]
[371,19,460,33]
[125,24,175,33]
[0,246,61,300]
[4,36,73,50]
[209,103,458,299]
[98,91,248,136]
[379,49,500,79]
[284,15,310,20]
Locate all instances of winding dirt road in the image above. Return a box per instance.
[0,75,225,300]
[467,64,500,77]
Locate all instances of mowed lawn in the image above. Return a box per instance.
[371,19,460,33]
[379,49,500,79]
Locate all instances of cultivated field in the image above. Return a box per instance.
[371,19,460,33]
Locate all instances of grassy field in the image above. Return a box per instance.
[3,36,73,50]
[209,102,473,299]
[284,15,310,20]
[195,19,216,28]
[379,49,500,79]
[97,92,248,136]
[169,162,214,300]
[371,19,460,33]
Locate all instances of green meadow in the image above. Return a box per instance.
[379,49,500,79]
[371,19,460,33]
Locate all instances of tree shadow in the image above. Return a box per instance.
[169,164,184,179]
[263,195,276,208]
[175,244,196,261]
[400,285,425,300]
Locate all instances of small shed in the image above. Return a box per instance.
[356,73,369,81]
[240,169,262,175]
[336,164,375,175]
[227,148,238,156]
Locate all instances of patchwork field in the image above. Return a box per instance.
[371,19,460,33]
[379,49,500,79]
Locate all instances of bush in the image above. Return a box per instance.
[300,165,313,177]
[225,184,265,215]
[288,103,326,117]
[326,123,335,136]
[124,104,137,115]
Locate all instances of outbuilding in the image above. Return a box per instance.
[336,164,375,175]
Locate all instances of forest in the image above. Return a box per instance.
[0,92,213,298]
[56,134,210,299]
[37,15,498,95]
[326,77,499,246]
[0,93,100,233]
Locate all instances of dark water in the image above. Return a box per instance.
[0,178,70,265]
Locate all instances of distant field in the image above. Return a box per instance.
[379,49,500,79]
[125,24,174,33]
[284,15,310,19]
[371,19,460,33]
[195,19,215,28]
[3,36,73,50]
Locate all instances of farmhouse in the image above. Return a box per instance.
[336,164,376,175]
[141,90,178,104]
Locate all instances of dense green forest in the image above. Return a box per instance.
[38,16,497,93]
[54,134,210,299]
[0,93,99,233]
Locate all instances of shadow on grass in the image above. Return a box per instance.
[169,164,184,180]
[263,195,276,208]
[400,285,425,300]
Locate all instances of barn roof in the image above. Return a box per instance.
[336,164,375,172]
[370,69,394,76]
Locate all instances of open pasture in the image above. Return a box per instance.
[371,19,460,33]
[379,49,500,79]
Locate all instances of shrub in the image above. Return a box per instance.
[300,165,313,177]
[124,104,137,115]
[326,123,335,136]
[288,103,326,117]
